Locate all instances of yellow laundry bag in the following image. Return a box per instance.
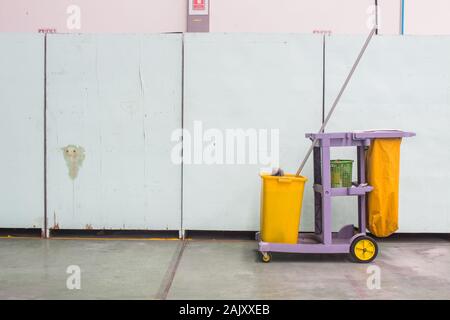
[367,138,402,237]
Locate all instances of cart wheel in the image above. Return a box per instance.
[350,236,378,263]
[261,252,272,263]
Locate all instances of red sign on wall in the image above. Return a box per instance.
[193,0,205,11]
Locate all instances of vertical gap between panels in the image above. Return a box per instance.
[401,0,405,35]
[375,0,379,35]
[180,34,185,239]
[43,33,48,238]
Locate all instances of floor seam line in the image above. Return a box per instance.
[155,240,187,300]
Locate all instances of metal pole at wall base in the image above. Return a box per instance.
[295,26,377,176]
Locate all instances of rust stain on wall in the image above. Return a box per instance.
[52,211,59,229]
[85,224,93,230]
[62,145,85,179]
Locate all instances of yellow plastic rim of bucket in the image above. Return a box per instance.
[259,173,308,182]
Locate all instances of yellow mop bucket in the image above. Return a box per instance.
[260,174,307,244]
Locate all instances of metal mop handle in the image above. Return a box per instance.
[295,26,377,176]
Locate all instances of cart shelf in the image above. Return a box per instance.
[313,184,373,196]
[258,232,355,254]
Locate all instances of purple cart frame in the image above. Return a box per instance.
[257,130,415,256]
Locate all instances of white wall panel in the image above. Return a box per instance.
[0,34,44,229]
[2,32,447,233]
[46,34,182,230]
[183,33,323,231]
[325,35,450,232]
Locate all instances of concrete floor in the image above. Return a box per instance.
[0,236,449,299]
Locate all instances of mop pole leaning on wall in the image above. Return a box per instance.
[295,26,377,176]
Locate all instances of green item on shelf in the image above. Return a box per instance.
[330,160,354,188]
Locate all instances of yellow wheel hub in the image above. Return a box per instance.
[354,239,376,261]
[261,252,271,263]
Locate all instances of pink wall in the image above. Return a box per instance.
[0,0,448,35]
[405,0,450,35]
[0,0,187,33]
[210,0,376,34]
[377,0,401,35]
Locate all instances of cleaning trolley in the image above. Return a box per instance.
[257,26,415,263]
[257,130,415,263]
